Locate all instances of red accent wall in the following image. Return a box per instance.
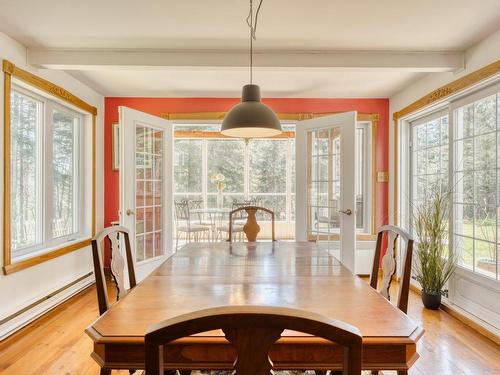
[104,97,389,237]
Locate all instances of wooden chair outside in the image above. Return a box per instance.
[91,226,137,375]
[228,206,275,242]
[368,225,414,375]
[145,306,362,375]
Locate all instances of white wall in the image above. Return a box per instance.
[0,32,104,338]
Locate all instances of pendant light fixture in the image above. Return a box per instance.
[221,0,282,138]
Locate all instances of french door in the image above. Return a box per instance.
[296,112,357,272]
[119,107,173,282]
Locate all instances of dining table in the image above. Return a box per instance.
[86,241,423,372]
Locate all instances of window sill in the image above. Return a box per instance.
[2,238,91,275]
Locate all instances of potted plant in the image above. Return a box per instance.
[412,189,457,310]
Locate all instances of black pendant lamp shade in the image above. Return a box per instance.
[221,84,282,138]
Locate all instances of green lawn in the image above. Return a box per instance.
[456,221,497,277]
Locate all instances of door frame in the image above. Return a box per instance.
[295,111,357,271]
[119,106,173,282]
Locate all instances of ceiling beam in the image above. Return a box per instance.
[28,48,464,72]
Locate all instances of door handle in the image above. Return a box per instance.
[338,209,352,216]
[126,209,135,216]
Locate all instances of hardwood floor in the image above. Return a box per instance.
[0,280,499,375]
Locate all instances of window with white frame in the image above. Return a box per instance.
[406,83,500,281]
[174,125,295,225]
[174,123,372,236]
[10,85,86,262]
[452,88,500,280]
[410,110,449,207]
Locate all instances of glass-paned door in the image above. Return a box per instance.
[120,106,173,282]
[296,112,357,272]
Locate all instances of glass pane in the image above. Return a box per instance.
[10,91,41,254]
[207,140,244,193]
[454,172,474,204]
[413,123,426,149]
[454,138,473,171]
[52,110,77,238]
[136,125,163,261]
[427,119,441,146]
[474,170,496,206]
[474,205,496,243]
[474,134,495,171]
[249,140,287,193]
[174,139,202,193]
[474,95,496,135]
[454,104,473,139]
[454,204,473,237]
[455,235,473,270]
[475,239,496,278]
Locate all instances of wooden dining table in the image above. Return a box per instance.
[86,241,423,372]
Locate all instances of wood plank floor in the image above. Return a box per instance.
[0,279,499,375]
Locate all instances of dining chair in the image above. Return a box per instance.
[174,200,211,249]
[216,201,247,241]
[145,306,363,375]
[228,206,275,242]
[91,226,137,375]
[368,224,414,375]
[188,199,212,226]
[369,225,414,314]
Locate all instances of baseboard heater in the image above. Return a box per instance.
[0,272,94,340]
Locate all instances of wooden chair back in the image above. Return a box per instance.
[231,201,252,221]
[91,226,136,316]
[145,306,362,375]
[369,225,414,314]
[228,206,275,242]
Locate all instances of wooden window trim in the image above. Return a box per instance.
[2,60,97,275]
[392,60,500,225]
[165,111,379,236]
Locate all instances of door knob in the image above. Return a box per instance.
[126,209,135,216]
[338,209,352,216]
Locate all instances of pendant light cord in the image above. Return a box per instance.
[246,0,264,84]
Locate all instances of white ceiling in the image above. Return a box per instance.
[1,0,499,97]
[1,0,499,50]
[69,67,423,98]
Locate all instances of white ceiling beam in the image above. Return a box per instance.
[27,48,464,72]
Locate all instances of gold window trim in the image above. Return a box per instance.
[2,60,97,275]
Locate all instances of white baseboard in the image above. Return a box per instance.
[0,273,94,341]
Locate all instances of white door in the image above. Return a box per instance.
[119,106,173,282]
[296,112,357,272]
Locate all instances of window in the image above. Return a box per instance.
[452,91,499,279]
[407,84,500,281]
[173,122,373,238]
[410,111,449,206]
[174,125,296,239]
[9,85,85,262]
